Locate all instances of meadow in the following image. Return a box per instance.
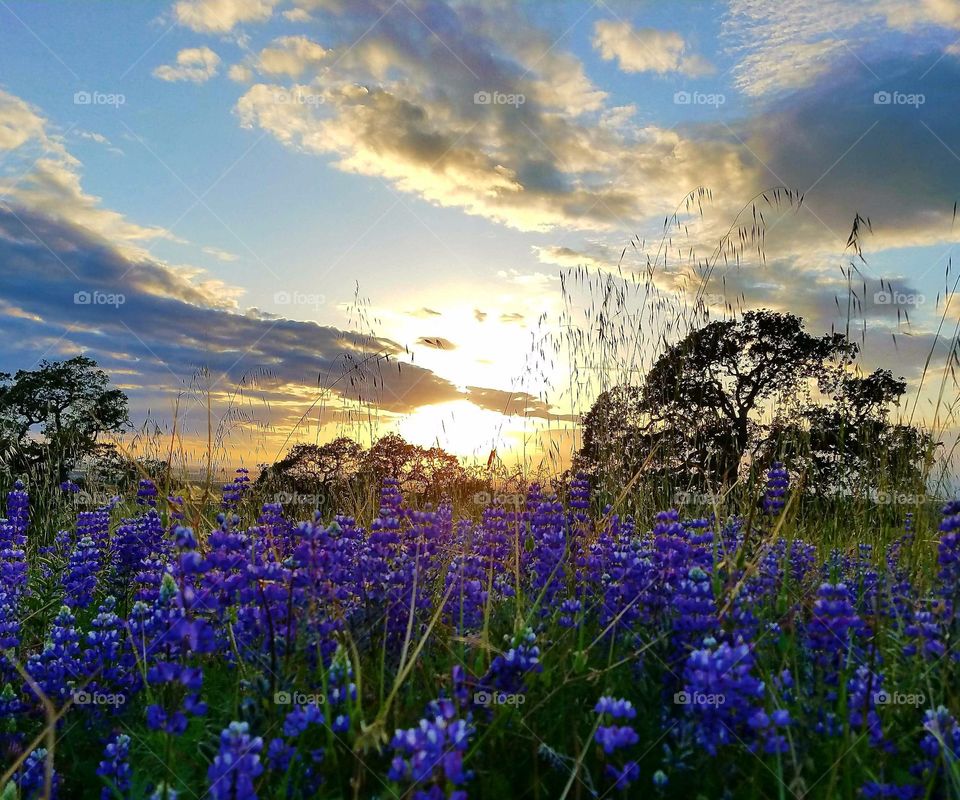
[1,463,960,800]
[2,192,959,800]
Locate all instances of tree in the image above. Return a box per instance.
[0,356,129,481]
[633,310,855,483]
[362,434,416,484]
[269,438,364,492]
[576,310,931,495]
[765,369,933,497]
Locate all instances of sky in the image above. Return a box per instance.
[1,0,959,471]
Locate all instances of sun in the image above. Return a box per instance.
[397,400,515,460]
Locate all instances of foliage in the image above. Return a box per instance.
[577,311,931,499]
[1,474,959,799]
[0,357,129,482]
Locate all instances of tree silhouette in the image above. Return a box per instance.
[0,356,129,481]
[577,311,927,495]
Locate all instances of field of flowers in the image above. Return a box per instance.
[2,468,960,799]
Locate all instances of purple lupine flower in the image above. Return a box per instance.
[671,566,716,656]
[527,495,568,613]
[914,706,960,787]
[481,628,542,696]
[145,660,208,735]
[63,535,100,609]
[388,697,474,794]
[937,499,960,624]
[678,639,766,755]
[763,462,789,516]
[25,605,83,705]
[594,695,640,790]
[207,722,263,800]
[903,609,946,660]
[6,480,30,535]
[220,468,251,510]
[97,733,132,800]
[325,645,357,733]
[847,666,887,749]
[15,747,57,799]
[559,598,582,628]
[859,781,923,799]
[807,582,866,677]
[136,479,158,508]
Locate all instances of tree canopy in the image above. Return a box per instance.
[576,310,930,497]
[0,356,129,481]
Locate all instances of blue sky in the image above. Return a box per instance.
[1,0,959,468]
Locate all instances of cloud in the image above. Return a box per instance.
[534,244,618,271]
[228,63,254,83]
[416,336,456,350]
[592,20,714,76]
[231,1,657,232]
[257,35,328,77]
[499,312,525,324]
[0,204,569,429]
[153,47,221,83]
[464,386,577,421]
[722,0,960,97]
[202,245,239,261]
[172,0,276,32]
[741,53,960,251]
[0,89,53,151]
[408,307,442,317]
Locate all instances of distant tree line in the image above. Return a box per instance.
[2,311,936,512]
[259,433,486,509]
